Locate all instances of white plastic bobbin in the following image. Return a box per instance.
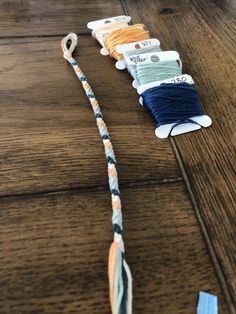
[87,15,131,30]
[155,115,212,139]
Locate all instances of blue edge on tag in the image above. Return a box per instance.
[197,291,218,314]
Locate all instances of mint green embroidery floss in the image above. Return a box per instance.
[136,60,182,86]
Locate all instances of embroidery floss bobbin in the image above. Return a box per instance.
[124,50,182,88]
[61,33,132,314]
[140,82,212,138]
[92,22,130,56]
[87,15,132,56]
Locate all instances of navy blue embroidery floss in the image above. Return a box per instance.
[141,82,205,132]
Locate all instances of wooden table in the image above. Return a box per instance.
[0,1,235,313]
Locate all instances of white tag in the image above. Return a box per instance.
[126,50,180,66]
[87,15,131,30]
[137,75,194,95]
[116,38,160,54]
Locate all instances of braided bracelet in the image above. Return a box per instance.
[61,33,132,314]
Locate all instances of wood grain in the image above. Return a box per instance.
[0,1,235,313]
[0,0,123,37]
[0,36,180,196]
[191,0,236,52]
[122,0,236,309]
[0,183,230,313]
[212,0,236,19]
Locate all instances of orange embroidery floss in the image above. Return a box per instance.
[103,24,150,60]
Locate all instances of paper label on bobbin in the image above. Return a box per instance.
[137,74,194,94]
[115,39,161,70]
[116,38,161,54]
[126,51,180,66]
[87,15,131,30]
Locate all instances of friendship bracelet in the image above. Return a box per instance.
[61,33,132,314]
